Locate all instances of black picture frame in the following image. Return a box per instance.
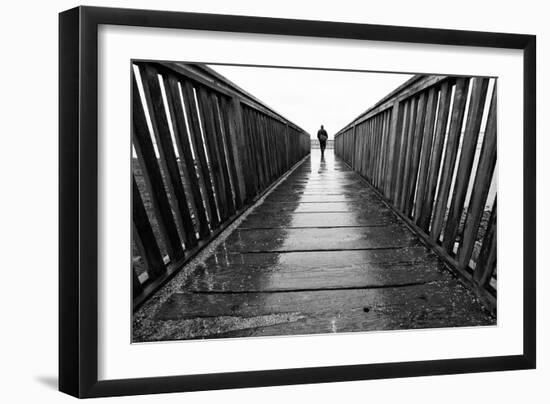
[59,6,536,398]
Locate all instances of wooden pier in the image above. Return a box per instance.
[132,64,497,341]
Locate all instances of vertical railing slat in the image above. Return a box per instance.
[132,177,166,281]
[442,77,490,253]
[381,110,392,198]
[219,96,245,209]
[418,81,452,231]
[398,97,418,212]
[132,77,184,260]
[241,107,259,197]
[387,101,405,202]
[413,87,438,222]
[164,74,210,239]
[139,67,197,248]
[250,110,265,190]
[430,78,470,241]
[474,198,497,287]
[361,123,368,177]
[181,81,220,230]
[393,100,410,204]
[138,65,198,249]
[404,92,428,217]
[458,84,497,267]
[196,87,231,222]
[209,93,236,217]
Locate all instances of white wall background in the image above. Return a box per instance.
[0,0,546,402]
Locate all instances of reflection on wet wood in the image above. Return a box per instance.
[156,280,493,332]
[264,194,374,203]
[205,246,439,268]
[275,183,369,192]
[257,201,387,213]
[241,211,395,228]
[184,260,448,293]
[223,226,419,252]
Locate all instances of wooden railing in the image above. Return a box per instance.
[334,75,497,311]
[132,62,310,309]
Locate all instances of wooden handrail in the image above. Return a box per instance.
[132,61,310,309]
[335,75,497,312]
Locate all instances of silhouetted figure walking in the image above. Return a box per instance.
[317,125,328,157]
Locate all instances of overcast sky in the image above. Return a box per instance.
[207,64,413,139]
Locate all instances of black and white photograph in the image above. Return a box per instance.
[131,61,498,342]
[1,0,545,401]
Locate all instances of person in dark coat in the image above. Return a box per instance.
[317,125,328,156]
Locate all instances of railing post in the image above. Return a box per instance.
[351,124,357,169]
[285,123,290,169]
[227,97,249,204]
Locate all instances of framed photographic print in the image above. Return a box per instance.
[59,6,536,398]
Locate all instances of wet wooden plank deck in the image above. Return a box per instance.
[135,150,494,342]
